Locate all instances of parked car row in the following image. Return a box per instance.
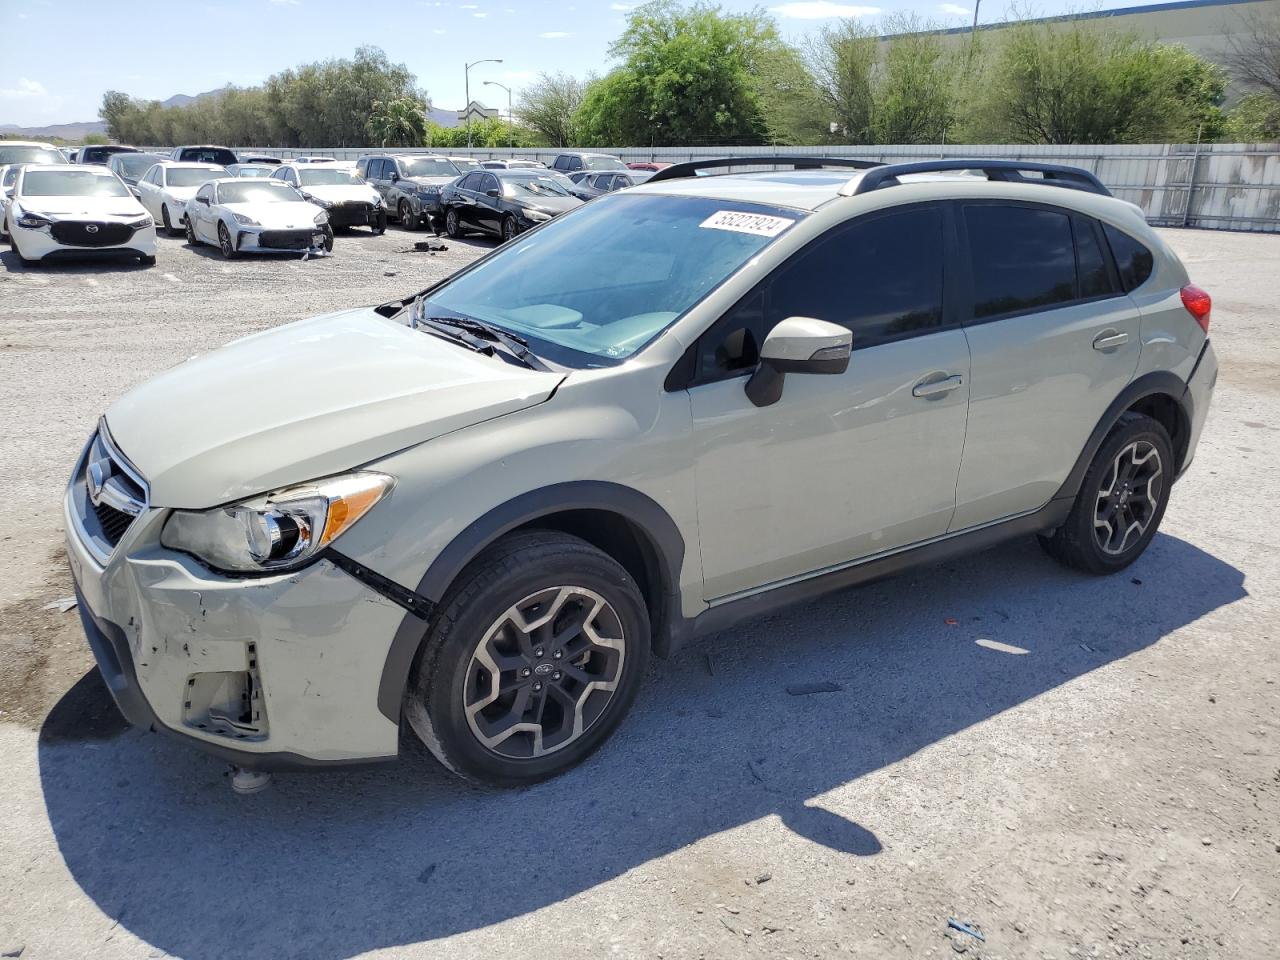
[1,142,662,265]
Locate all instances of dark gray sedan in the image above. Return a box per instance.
[439,169,583,242]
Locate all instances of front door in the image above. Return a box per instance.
[949,202,1142,530]
[686,203,972,601]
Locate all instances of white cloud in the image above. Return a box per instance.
[609,2,635,8]
[0,78,47,100]
[939,2,970,13]
[473,10,487,16]
[769,1,879,18]
[538,30,570,38]
[268,0,302,5]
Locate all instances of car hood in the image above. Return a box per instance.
[163,186,202,200]
[105,307,565,508]
[518,195,582,214]
[301,183,381,204]
[221,200,323,228]
[404,176,457,189]
[20,195,145,219]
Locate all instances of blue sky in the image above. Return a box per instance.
[2,0,1173,126]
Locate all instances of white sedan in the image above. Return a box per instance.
[270,163,387,233]
[3,164,156,266]
[0,165,17,240]
[184,177,333,258]
[134,161,228,235]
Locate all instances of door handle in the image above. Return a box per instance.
[1092,330,1129,351]
[912,374,964,398]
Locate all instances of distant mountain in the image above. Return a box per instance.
[160,86,229,109]
[0,119,107,140]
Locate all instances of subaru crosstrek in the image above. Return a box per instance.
[65,158,1218,786]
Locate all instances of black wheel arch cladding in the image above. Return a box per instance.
[376,481,686,723]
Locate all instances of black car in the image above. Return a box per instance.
[79,144,141,166]
[440,169,583,242]
[107,151,167,186]
[171,145,239,166]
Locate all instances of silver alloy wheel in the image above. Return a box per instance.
[217,223,234,258]
[502,216,518,241]
[446,207,460,237]
[1094,440,1163,555]
[398,199,416,230]
[463,585,626,759]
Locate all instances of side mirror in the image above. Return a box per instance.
[129,186,141,199]
[745,316,852,408]
[485,188,500,198]
[196,196,209,205]
[389,172,399,183]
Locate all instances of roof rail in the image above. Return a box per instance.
[843,159,1111,197]
[646,156,884,184]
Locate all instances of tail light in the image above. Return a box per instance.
[1180,284,1211,334]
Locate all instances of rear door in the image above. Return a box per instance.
[686,203,972,600]
[950,201,1141,530]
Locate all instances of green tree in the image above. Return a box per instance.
[871,17,959,143]
[517,72,589,146]
[1225,92,1280,139]
[806,19,877,142]
[367,97,427,147]
[573,0,784,146]
[974,22,1226,144]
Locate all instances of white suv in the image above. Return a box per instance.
[65,158,1218,785]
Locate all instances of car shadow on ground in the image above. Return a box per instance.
[0,249,154,274]
[37,533,1245,959]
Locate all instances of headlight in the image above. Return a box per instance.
[313,211,329,225]
[418,185,439,197]
[232,212,260,226]
[16,212,52,229]
[524,208,552,222]
[127,215,153,230]
[304,193,333,209]
[160,472,394,573]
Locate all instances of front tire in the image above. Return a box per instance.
[398,199,418,231]
[371,209,387,235]
[1039,413,1173,575]
[406,531,650,786]
[161,205,181,237]
[217,222,237,259]
[138,254,156,266]
[501,214,519,242]
[444,206,462,239]
[185,217,198,246]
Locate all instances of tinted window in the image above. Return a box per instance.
[965,205,1075,319]
[1103,223,1154,292]
[179,147,238,166]
[166,167,228,187]
[0,145,65,165]
[458,172,482,191]
[697,206,946,381]
[1074,216,1116,299]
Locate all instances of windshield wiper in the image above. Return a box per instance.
[409,298,547,370]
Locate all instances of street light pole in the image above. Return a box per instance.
[484,80,513,149]
[465,58,503,149]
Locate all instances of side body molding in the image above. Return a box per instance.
[376,481,688,722]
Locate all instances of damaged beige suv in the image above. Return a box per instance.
[66,158,1217,786]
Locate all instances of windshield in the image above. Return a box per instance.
[585,155,626,171]
[233,166,274,177]
[217,181,300,204]
[115,153,162,177]
[402,158,459,178]
[0,145,65,165]
[298,168,361,186]
[179,148,237,165]
[503,175,573,199]
[21,169,130,198]
[422,194,803,366]
[167,167,227,187]
[451,158,482,171]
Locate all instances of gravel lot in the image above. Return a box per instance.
[0,225,1276,960]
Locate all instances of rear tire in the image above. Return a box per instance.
[405,530,650,786]
[1038,412,1173,575]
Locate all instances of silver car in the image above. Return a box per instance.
[355,153,462,231]
[64,158,1217,787]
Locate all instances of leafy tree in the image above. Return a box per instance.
[573,0,783,146]
[367,98,427,147]
[871,17,959,143]
[1224,92,1280,139]
[752,44,830,145]
[424,117,540,149]
[974,22,1226,144]
[806,20,877,142]
[1226,9,1280,98]
[517,72,589,147]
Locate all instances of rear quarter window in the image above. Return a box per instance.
[965,205,1077,319]
[1102,223,1154,292]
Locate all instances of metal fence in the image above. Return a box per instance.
[239,142,1280,232]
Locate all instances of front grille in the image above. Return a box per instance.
[327,202,372,227]
[51,221,134,247]
[258,229,316,250]
[93,500,135,546]
[72,427,148,558]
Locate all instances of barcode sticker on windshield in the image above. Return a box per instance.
[699,210,794,237]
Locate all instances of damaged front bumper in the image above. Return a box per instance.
[64,455,403,769]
